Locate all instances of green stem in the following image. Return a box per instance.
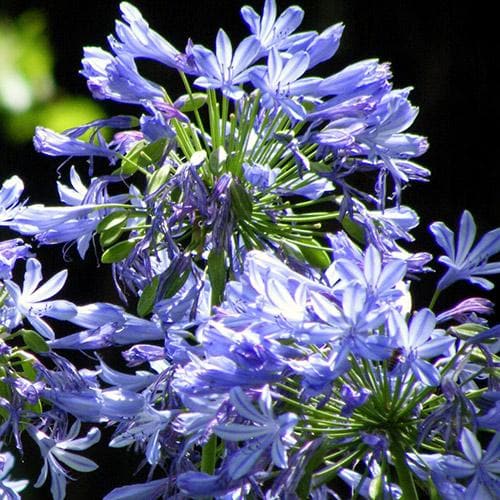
[389,433,419,500]
[429,289,441,309]
[178,71,208,150]
[201,434,218,475]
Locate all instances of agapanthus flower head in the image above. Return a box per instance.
[1,1,498,499]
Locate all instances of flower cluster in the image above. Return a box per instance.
[1,1,499,499]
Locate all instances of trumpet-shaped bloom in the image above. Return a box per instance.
[388,309,454,386]
[103,478,169,500]
[333,244,407,304]
[29,421,100,500]
[240,0,304,52]
[0,175,24,223]
[81,48,165,105]
[109,1,186,71]
[0,450,28,499]
[192,30,260,99]
[0,238,31,279]
[33,126,115,160]
[249,48,321,119]
[430,210,500,291]
[3,258,77,339]
[438,428,500,499]
[214,386,297,479]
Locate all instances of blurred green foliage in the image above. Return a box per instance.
[0,9,103,142]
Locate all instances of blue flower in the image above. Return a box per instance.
[240,0,304,52]
[299,23,345,69]
[0,238,31,280]
[177,470,241,499]
[439,428,500,499]
[288,351,351,398]
[0,175,24,223]
[109,2,190,72]
[249,48,321,119]
[214,386,297,479]
[0,450,29,500]
[10,204,102,258]
[333,244,407,304]
[192,30,260,99]
[33,126,115,160]
[387,309,454,386]
[29,421,100,500]
[3,258,77,339]
[0,449,28,499]
[109,406,175,466]
[317,59,391,99]
[339,384,371,417]
[308,283,391,358]
[10,171,132,258]
[103,478,169,500]
[81,48,165,105]
[430,210,500,291]
[338,464,402,499]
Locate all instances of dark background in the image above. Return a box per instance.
[0,1,497,498]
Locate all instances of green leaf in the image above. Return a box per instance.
[368,474,383,499]
[19,354,37,381]
[101,239,139,263]
[230,181,253,221]
[451,323,490,340]
[310,161,332,174]
[147,164,171,195]
[298,239,331,269]
[177,92,207,112]
[137,276,159,317]
[207,249,226,306]
[116,138,167,175]
[209,146,227,174]
[160,269,191,299]
[137,138,168,168]
[341,215,365,245]
[96,211,128,233]
[99,225,125,248]
[115,141,145,175]
[21,329,50,353]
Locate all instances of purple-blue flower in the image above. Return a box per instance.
[0,449,28,499]
[3,258,77,339]
[214,386,297,479]
[240,0,304,52]
[0,238,31,280]
[109,1,188,72]
[29,421,100,500]
[81,48,165,105]
[33,126,115,160]
[438,428,500,499]
[430,210,500,291]
[192,30,260,99]
[249,48,321,119]
[0,175,24,223]
[388,309,454,386]
[103,478,169,500]
[333,244,407,304]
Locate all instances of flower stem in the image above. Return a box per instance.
[429,289,441,309]
[201,434,217,475]
[389,433,419,500]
